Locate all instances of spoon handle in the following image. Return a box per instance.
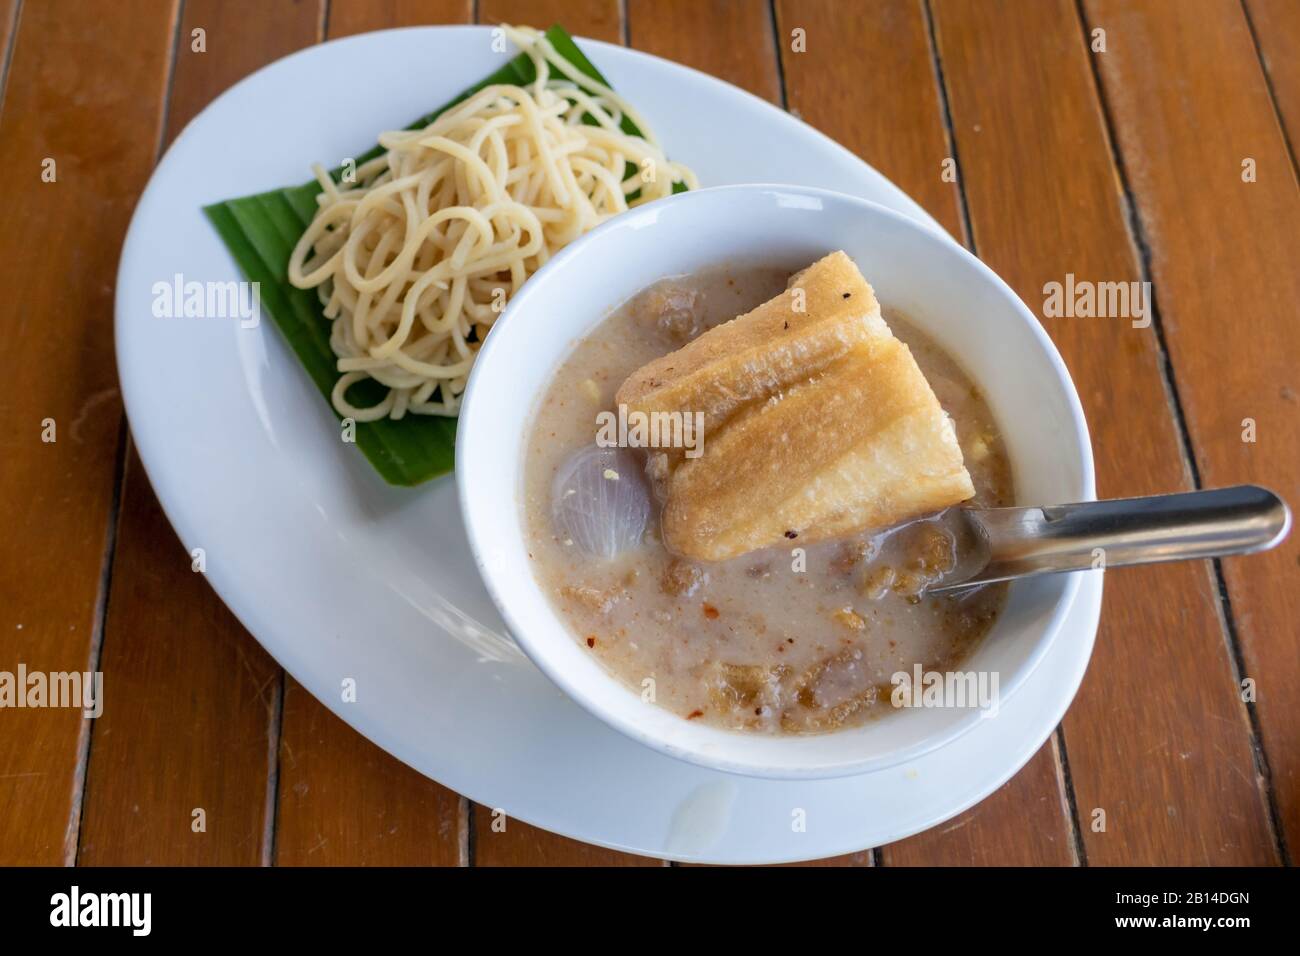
[947,485,1291,589]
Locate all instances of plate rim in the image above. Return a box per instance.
[114,25,1101,864]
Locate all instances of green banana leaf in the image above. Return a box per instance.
[204,25,683,485]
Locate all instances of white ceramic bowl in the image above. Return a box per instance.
[457,184,1094,779]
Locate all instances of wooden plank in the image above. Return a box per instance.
[0,0,177,866]
[163,0,321,131]
[77,454,283,865]
[776,0,1075,867]
[1084,0,1299,858]
[460,0,664,867]
[682,850,874,869]
[473,814,664,866]
[885,738,1076,866]
[0,0,19,113]
[254,0,474,869]
[274,680,464,865]
[628,0,780,102]
[1245,0,1300,163]
[931,0,1276,865]
[480,0,621,41]
[327,0,471,37]
[775,0,964,238]
[76,0,321,866]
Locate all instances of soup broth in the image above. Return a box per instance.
[523,265,1013,734]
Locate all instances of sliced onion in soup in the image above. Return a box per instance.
[551,445,651,559]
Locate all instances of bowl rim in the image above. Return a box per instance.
[457,183,1096,779]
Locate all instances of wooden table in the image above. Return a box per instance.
[1,0,1296,867]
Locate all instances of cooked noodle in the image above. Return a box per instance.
[286,24,698,421]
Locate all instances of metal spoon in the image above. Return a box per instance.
[929,484,1291,592]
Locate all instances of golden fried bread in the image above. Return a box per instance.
[661,333,974,559]
[616,251,887,435]
[618,252,975,561]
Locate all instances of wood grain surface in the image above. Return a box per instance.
[1245,0,1300,166]
[0,0,1293,867]
[776,0,1076,867]
[329,0,470,37]
[630,0,780,102]
[77,0,317,869]
[0,0,178,866]
[1084,0,1299,860]
[0,0,18,92]
[932,0,1275,865]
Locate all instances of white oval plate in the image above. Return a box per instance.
[116,26,1101,864]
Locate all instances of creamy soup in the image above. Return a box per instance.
[522,264,1013,734]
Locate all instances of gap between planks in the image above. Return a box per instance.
[66,0,187,865]
[0,0,23,122]
[1073,0,1289,868]
[913,0,1083,866]
[1239,0,1299,181]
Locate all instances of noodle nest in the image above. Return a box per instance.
[287,24,698,421]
